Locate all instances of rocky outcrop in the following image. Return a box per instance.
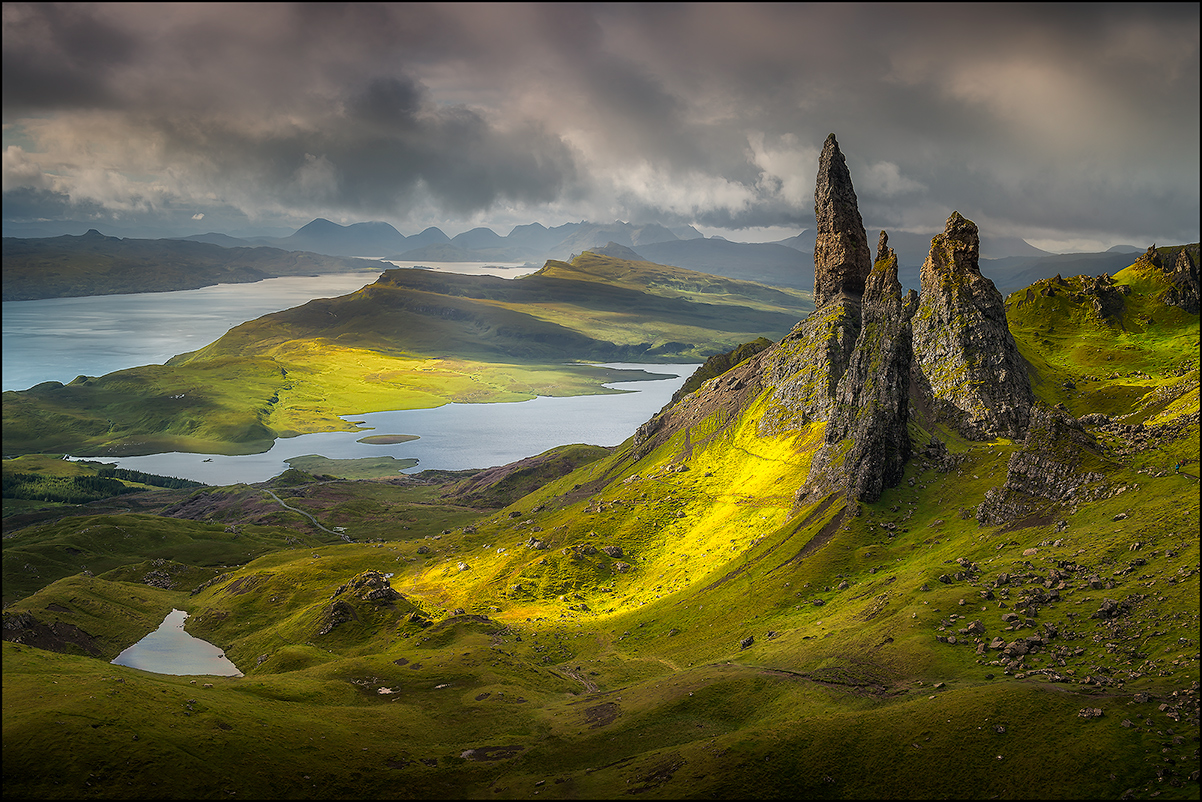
[976,407,1108,526]
[803,233,915,502]
[758,299,861,435]
[331,570,401,603]
[813,134,872,308]
[1009,272,1131,324]
[1144,245,1201,314]
[911,212,1033,440]
[2,610,102,656]
[1165,247,1199,313]
[317,600,357,636]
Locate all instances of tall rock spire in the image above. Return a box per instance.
[813,134,871,308]
[803,233,915,502]
[911,211,1033,440]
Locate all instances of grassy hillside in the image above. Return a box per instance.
[2,254,812,458]
[2,254,1197,799]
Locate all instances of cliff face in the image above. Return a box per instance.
[1166,248,1200,314]
[803,234,914,502]
[1136,245,1201,314]
[911,212,1034,441]
[758,299,861,435]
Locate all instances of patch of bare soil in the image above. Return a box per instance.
[583,701,620,728]
[627,754,686,794]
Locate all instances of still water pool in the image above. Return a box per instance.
[111,609,242,677]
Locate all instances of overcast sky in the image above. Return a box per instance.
[3,2,1198,251]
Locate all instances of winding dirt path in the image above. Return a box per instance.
[261,489,351,541]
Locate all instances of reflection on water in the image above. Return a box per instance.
[111,609,242,677]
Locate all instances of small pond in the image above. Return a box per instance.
[111,609,242,676]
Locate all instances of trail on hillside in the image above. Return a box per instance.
[261,488,351,541]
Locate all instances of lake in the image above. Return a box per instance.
[2,271,384,392]
[8,263,697,484]
[91,362,696,485]
[1,261,538,392]
[111,609,243,676]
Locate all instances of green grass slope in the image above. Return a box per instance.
[2,257,1197,800]
[2,254,812,459]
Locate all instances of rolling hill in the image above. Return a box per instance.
[1,237,1197,800]
[1,253,813,458]
[1,230,383,301]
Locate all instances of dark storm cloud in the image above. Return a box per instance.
[1,3,142,111]
[2,3,1197,249]
[137,72,580,219]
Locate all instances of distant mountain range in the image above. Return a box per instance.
[4,214,1167,299]
[167,217,1099,293]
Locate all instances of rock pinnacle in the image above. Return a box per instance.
[813,134,871,308]
[911,211,1033,440]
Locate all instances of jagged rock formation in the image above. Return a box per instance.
[1137,245,1200,314]
[976,408,1109,526]
[644,140,1037,504]
[911,212,1033,440]
[812,134,872,308]
[803,233,915,502]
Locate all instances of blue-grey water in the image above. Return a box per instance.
[91,363,696,484]
[2,271,384,392]
[7,264,695,484]
[111,609,242,676]
[1,262,537,392]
